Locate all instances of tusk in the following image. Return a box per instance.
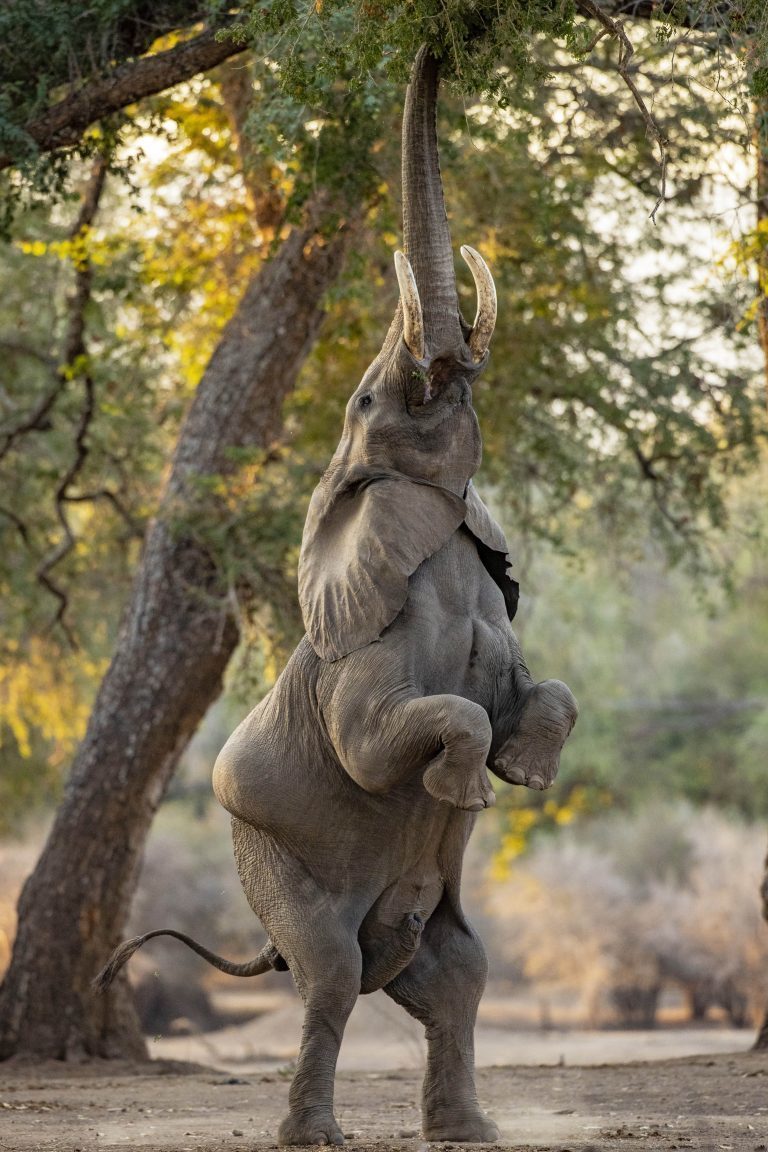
[460,245,497,362]
[394,251,425,361]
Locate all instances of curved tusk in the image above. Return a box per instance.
[460,244,497,362]
[394,250,425,361]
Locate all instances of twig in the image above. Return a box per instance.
[0,504,32,546]
[33,155,107,645]
[36,376,95,647]
[0,377,66,460]
[63,489,143,537]
[577,0,669,222]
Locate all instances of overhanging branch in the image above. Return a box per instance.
[577,0,670,222]
[0,25,247,173]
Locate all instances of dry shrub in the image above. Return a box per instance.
[0,831,45,979]
[130,803,264,981]
[486,803,768,1028]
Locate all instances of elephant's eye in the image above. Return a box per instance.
[358,393,373,410]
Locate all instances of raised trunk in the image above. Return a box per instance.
[401,47,461,344]
[0,211,355,1061]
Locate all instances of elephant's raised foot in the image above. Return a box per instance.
[278,1111,344,1146]
[423,748,496,811]
[493,679,578,791]
[424,1108,500,1143]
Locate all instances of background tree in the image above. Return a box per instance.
[1,0,767,1060]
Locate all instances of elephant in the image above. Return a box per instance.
[96,45,577,1145]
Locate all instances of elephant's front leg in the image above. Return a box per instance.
[324,672,495,811]
[492,634,578,790]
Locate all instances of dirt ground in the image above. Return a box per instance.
[2,1049,768,1152]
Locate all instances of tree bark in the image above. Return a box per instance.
[0,208,355,1061]
[756,842,768,1049]
[0,26,247,172]
[755,93,768,407]
[752,91,768,1052]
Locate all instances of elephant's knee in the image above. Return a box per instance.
[454,929,488,992]
[340,729,406,794]
[212,735,270,824]
[293,937,363,1010]
[447,699,493,759]
[212,741,241,813]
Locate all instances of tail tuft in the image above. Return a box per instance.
[92,935,147,993]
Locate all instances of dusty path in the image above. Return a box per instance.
[1,1051,767,1152]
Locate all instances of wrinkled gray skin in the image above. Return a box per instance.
[212,49,577,1146]
[98,46,577,1147]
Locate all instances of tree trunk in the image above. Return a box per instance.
[0,209,355,1061]
[755,92,768,406]
[756,840,768,1049]
[753,91,768,1051]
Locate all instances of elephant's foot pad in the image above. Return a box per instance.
[424,1109,500,1143]
[493,741,560,791]
[493,679,578,791]
[278,1112,344,1146]
[423,750,496,811]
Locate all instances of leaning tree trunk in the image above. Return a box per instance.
[756,90,768,408]
[753,89,768,1052]
[756,838,768,1049]
[0,208,355,1061]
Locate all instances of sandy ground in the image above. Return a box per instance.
[2,1050,768,1151]
[148,989,757,1075]
[2,991,767,1152]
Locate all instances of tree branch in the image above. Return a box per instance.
[0,377,65,460]
[63,489,143,538]
[0,25,247,173]
[0,504,32,547]
[577,0,670,221]
[34,156,107,645]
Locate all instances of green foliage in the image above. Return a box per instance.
[1,3,767,833]
[494,456,768,856]
[235,0,577,92]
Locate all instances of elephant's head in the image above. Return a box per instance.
[300,47,508,662]
[323,47,496,499]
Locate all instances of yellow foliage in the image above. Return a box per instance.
[0,640,104,762]
[17,239,47,257]
[491,785,598,878]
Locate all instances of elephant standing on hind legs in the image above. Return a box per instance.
[96,45,578,1145]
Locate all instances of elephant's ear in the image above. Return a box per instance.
[463,481,520,621]
[299,471,465,661]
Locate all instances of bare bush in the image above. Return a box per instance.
[0,831,45,979]
[486,803,768,1028]
[128,804,270,1034]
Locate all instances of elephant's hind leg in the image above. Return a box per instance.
[231,820,361,1147]
[384,895,499,1143]
[278,932,361,1148]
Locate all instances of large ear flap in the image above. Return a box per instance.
[463,481,520,621]
[299,470,465,661]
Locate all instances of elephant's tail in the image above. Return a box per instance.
[93,929,287,993]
